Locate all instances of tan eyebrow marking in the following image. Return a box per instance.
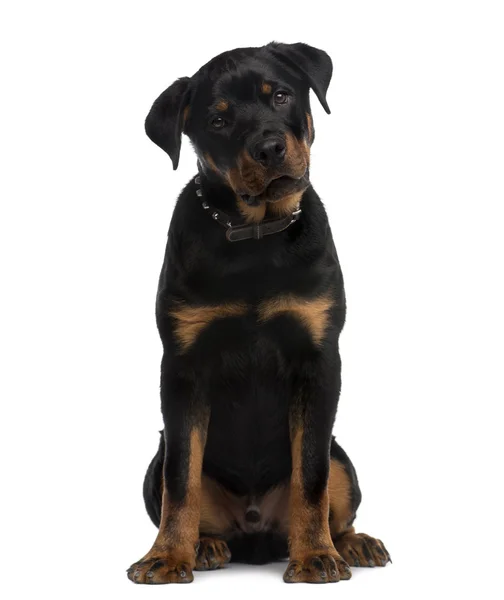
[215,99,229,111]
[261,82,272,94]
[170,302,248,352]
[258,294,334,345]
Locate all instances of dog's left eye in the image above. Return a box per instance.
[274,91,289,105]
[210,116,226,129]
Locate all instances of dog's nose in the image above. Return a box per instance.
[252,138,286,167]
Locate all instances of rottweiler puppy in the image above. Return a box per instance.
[127,42,390,584]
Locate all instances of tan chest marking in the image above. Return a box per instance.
[170,302,248,352]
[258,294,334,345]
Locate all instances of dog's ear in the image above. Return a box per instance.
[268,43,333,114]
[145,77,191,170]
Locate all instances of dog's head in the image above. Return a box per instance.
[146,43,332,210]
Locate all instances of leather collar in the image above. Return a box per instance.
[194,175,302,242]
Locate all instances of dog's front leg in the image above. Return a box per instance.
[284,363,352,584]
[127,362,209,584]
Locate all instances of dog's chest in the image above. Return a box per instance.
[169,292,334,357]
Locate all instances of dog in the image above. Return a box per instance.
[127,42,390,584]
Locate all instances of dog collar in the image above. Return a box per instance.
[194,175,302,242]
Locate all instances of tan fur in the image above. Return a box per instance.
[183,428,206,546]
[333,529,390,567]
[267,190,304,217]
[199,475,235,534]
[236,195,267,223]
[199,457,353,538]
[137,427,207,572]
[215,99,229,111]
[288,428,334,559]
[170,302,248,352]
[284,132,310,177]
[183,105,190,128]
[258,294,334,345]
[200,475,289,535]
[302,139,311,162]
[226,150,268,198]
[306,112,313,143]
[195,537,231,570]
[225,135,310,221]
[259,485,290,531]
[261,82,272,94]
[328,459,353,536]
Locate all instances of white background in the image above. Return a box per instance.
[1,1,503,598]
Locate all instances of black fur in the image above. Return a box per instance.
[141,42,363,565]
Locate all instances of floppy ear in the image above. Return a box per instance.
[145,77,191,170]
[268,42,333,114]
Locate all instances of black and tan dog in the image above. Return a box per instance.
[127,42,390,585]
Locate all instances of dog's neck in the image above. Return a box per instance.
[194,168,303,242]
[196,166,242,218]
[197,163,305,225]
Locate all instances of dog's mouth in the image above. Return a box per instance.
[240,171,310,206]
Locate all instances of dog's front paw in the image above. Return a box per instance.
[283,550,351,583]
[127,553,194,584]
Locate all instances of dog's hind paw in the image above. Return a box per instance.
[283,550,351,583]
[334,532,391,567]
[195,537,231,570]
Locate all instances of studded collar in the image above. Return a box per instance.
[194,174,302,242]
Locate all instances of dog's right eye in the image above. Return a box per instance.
[210,116,226,130]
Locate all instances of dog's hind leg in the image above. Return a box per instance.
[142,432,164,528]
[328,439,391,567]
[194,474,234,570]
